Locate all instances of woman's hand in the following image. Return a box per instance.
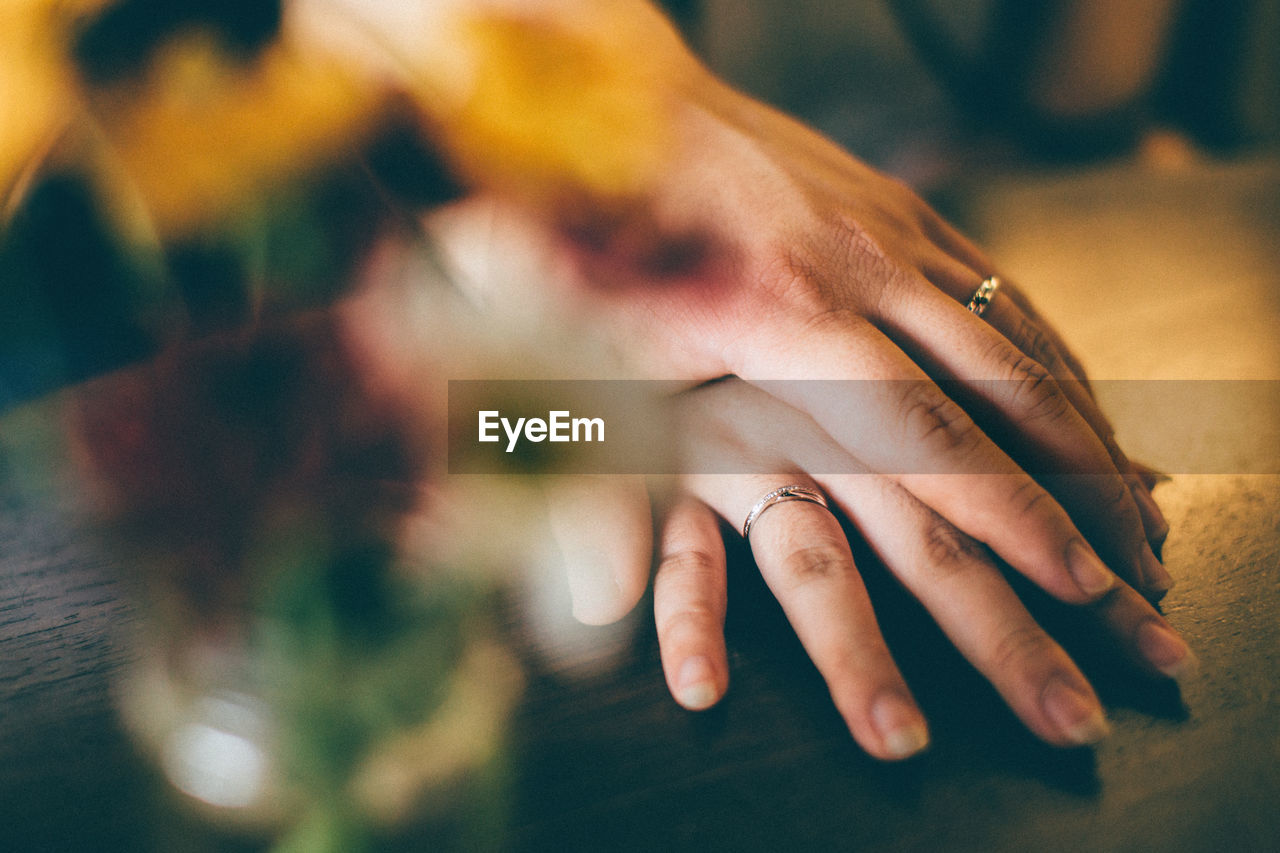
[354,0,1170,604]
[553,380,1195,760]
[340,0,1186,755]
[540,52,1171,606]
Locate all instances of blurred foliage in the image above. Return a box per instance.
[0,171,169,409]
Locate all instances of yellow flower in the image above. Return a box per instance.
[89,29,385,238]
[444,12,673,202]
[0,0,94,213]
[6,0,697,234]
[377,2,693,207]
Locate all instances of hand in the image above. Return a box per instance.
[351,0,1170,606]
[534,38,1172,607]
[553,380,1195,760]
[338,0,1185,752]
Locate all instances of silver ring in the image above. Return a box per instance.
[966,275,1001,317]
[742,485,829,539]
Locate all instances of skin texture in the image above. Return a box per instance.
[548,381,1196,759]
[337,0,1186,757]
[514,5,1190,755]
[543,65,1171,601]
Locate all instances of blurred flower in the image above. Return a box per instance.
[4,2,687,844]
[76,311,525,847]
[73,311,424,615]
[437,10,676,205]
[302,0,686,208]
[2,0,389,238]
[5,0,689,237]
[81,9,386,237]
[0,0,100,209]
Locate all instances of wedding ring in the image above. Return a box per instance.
[966,276,1001,316]
[742,485,829,539]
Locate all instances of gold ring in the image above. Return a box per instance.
[967,276,1001,317]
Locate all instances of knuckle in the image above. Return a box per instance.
[777,245,824,301]
[1095,476,1143,531]
[920,516,988,581]
[832,214,893,270]
[1007,478,1054,519]
[772,247,876,333]
[780,205,923,320]
[798,305,874,340]
[780,543,855,585]
[654,549,723,620]
[835,226,912,314]
[1098,477,1132,512]
[1001,351,1072,427]
[1013,318,1063,373]
[991,624,1058,674]
[657,548,720,584]
[657,600,722,639]
[814,215,904,299]
[898,384,982,456]
[1100,431,1127,466]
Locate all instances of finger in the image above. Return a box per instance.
[822,473,1111,747]
[1011,304,1171,558]
[546,474,653,625]
[992,282,1096,395]
[938,263,1172,560]
[913,244,1100,434]
[654,497,730,710]
[936,264,1170,556]
[734,315,1118,605]
[876,282,1166,593]
[1131,459,1171,491]
[980,292,1172,563]
[1091,581,1198,679]
[691,473,930,760]
[918,209,1000,295]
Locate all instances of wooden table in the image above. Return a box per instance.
[3,158,1278,852]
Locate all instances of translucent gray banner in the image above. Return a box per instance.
[447,380,1280,475]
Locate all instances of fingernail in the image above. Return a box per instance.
[675,656,719,710]
[1136,461,1173,486]
[1066,540,1117,598]
[1136,620,1198,679]
[567,568,623,626]
[1131,483,1170,548]
[1142,549,1175,594]
[1041,674,1110,746]
[871,690,930,760]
